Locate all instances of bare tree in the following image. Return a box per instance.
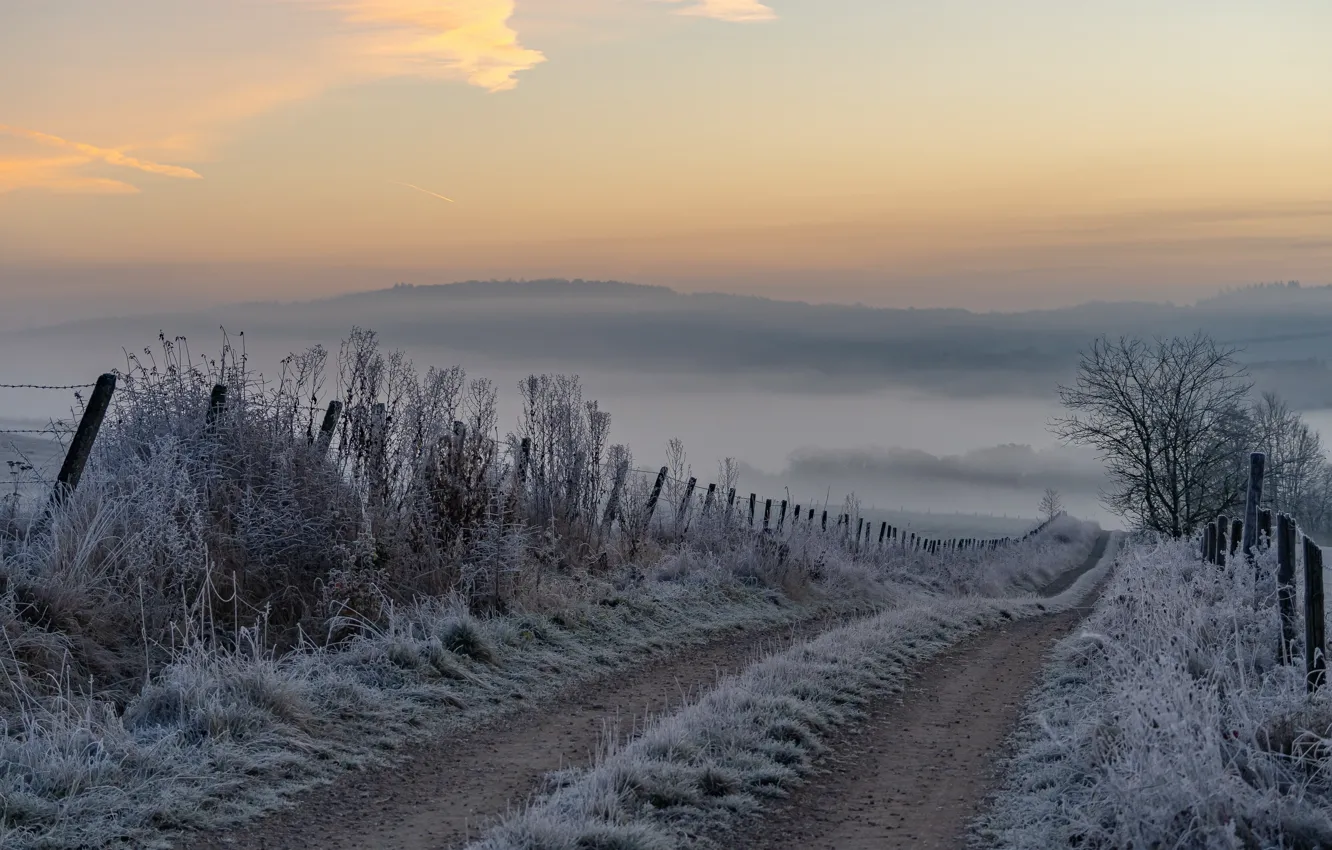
[1053,333,1252,537]
[1039,487,1064,520]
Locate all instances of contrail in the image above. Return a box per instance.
[391,181,455,203]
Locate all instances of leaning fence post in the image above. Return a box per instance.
[821,510,828,532]
[879,521,887,546]
[49,373,116,507]
[1277,513,1296,664]
[642,466,669,532]
[726,487,737,519]
[777,499,787,532]
[702,482,717,516]
[316,400,343,454]
[1304,535,1326,692]
[678,476,697,529]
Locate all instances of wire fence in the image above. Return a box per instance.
[1195,453,1328,693]
[3,371,1054,557]
[0,382,97,390]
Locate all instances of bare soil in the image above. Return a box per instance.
[182,610,866,850]
[733,531,1112,850]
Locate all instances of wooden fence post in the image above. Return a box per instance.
[316,400,342,454]
[777,499,787,531]
[642,466,669,531]
[678,476,697,528]
[1205,521,1217,564]
[205,383,228,432]
[855,517,863,548]
[1259,508,1273,551]
[1242,453,1266,570]
[808,508,815,524]
[602,458,630,528]
[821,510,828,532]
[1216,515,1229,566]
[879,521,887,546]
[50,373,116,506]
[726,487,737,518]
[763,498,772,532]
[748,493,757,527]
[1231,518,1243,557]
[702,482,717,516]
[452,420,468,475]
[1277,513,1296,664]
[519,436,532,479]
[1304,535,1326,692]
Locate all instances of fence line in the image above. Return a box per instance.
[5,374,1060,562]
[1197,451,1327,692]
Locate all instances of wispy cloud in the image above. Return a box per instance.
[664,0,777,22]
[306,0,546,92]
[0,126,202,194]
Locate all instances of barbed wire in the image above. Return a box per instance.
[0,382,96,390]
[0,427,75,434]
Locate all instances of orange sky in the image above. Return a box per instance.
[1,1,1329,309]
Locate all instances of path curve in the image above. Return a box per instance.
[184,610,866,850]
[733,531,1113,850]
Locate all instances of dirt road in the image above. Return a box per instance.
[734,531,1112,850]
[184,610,865,850]
[187,534,1110,850]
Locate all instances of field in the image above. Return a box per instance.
[0,331,1108,850]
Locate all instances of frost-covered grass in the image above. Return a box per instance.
[0,331,1092,849]
[464,519,1106,850]
[0,521,1091,850]
[978,535,1332,849]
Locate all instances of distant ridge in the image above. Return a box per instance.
[342,278,678,300]
[1197,281,1332,307]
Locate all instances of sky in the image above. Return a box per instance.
[2,0,1331,316]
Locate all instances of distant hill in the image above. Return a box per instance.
[15,277,1332,408]
[330,278,676,302]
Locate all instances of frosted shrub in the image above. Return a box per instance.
[980,535,1332,849]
